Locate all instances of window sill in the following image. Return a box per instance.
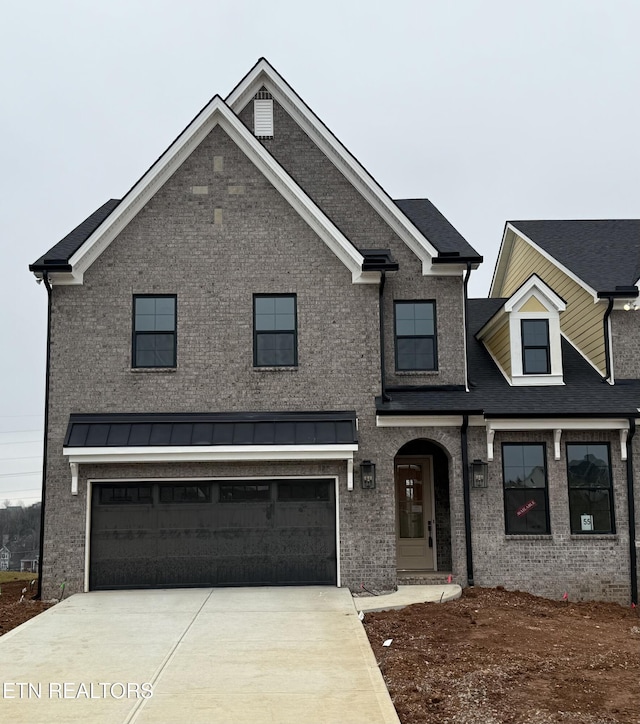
[394,370,439,376]
[253,366,298,372]
[505,534,552,541]
[130,368,177,373]
[570,534,618,541]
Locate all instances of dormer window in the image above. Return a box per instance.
[521,319,550,374]
[477,274,566,387]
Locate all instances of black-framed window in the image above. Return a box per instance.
[521,319,550,374]
[253,295,297,367]
[133,295,176,368]
[502,443,550,534]
[566,443,614,533]
[394,301,437,371]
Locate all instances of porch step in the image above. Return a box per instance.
[397,571,454,585]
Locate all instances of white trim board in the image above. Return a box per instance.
[64,444,357,494]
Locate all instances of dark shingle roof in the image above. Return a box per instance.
[377,298,640,417]
[64,411,358,447]
[511,220,640,293]
[395,198,482,260]
[29,199,121,271]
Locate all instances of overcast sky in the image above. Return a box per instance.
[1,0,639,504]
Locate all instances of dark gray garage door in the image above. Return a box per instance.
[90,479,336,590]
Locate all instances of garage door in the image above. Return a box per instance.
[89,479,337,590]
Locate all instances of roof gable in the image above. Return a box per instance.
[227,59,461,273]
[492,220,640,298]
[31,96,373,285]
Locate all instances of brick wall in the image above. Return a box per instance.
[468,427,631,603]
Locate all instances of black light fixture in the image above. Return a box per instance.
[360,460,376,489]
[471,459,488,488]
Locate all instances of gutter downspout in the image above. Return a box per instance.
[602,297,614,383]
[461,414,474,586]
[627,418,637,605]
[36,272,52,600]
[463,262,472,391]
[379,271,391,402]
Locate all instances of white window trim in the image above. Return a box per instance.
[504,277,566,386]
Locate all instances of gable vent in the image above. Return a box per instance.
[254,89,274,139]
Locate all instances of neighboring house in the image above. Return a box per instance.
[0,545,10,571]
[29,59,640,604]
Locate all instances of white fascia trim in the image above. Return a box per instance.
[226,61,440,273]
[504,274,566,313]
[505,224,599,302]
[486,418,629,432]
[489,224,512,297]
[64,443,358,464]
[376,414,485,428]
[66,97,366,284]
[511,373,565,386]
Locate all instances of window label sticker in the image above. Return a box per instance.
[516,499,537,517]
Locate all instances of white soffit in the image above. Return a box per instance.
[64,98,367,284]
[226,59,441,273]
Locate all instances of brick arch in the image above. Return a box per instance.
[394,437,452,573]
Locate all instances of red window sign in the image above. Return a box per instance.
[516,499,537,517]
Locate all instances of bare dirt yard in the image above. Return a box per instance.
[365,587,640,724]
[0,573,53,636]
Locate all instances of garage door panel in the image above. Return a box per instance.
[90,479,336,590]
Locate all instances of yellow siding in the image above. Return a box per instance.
[485,321,512,377]
[519,296,548,313]
[500,235,605,373]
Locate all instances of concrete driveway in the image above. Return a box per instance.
[0,587,400,723]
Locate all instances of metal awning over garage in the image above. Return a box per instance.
[63,411,359,493]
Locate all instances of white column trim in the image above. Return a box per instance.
[487,428,495,461]
[70,462,79,495]
[553,429,562,460]
[620,428,629,461]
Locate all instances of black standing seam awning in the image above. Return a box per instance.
[63,412,358,448]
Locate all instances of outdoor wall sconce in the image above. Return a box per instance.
[360,460,376,489]
[471,459,488,488]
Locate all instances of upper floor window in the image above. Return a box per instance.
[132,295,176,368]
[566,443,614,534]
[502,443,550,534]
[394,301,437,371]
[521,319,550,374]
[254,294,297,367]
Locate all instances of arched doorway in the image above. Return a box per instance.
[395,439,452,573]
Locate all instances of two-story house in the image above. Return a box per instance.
[30,59,640,604]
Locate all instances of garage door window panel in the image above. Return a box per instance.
[220,484,271,502]
[159,484,211,504]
